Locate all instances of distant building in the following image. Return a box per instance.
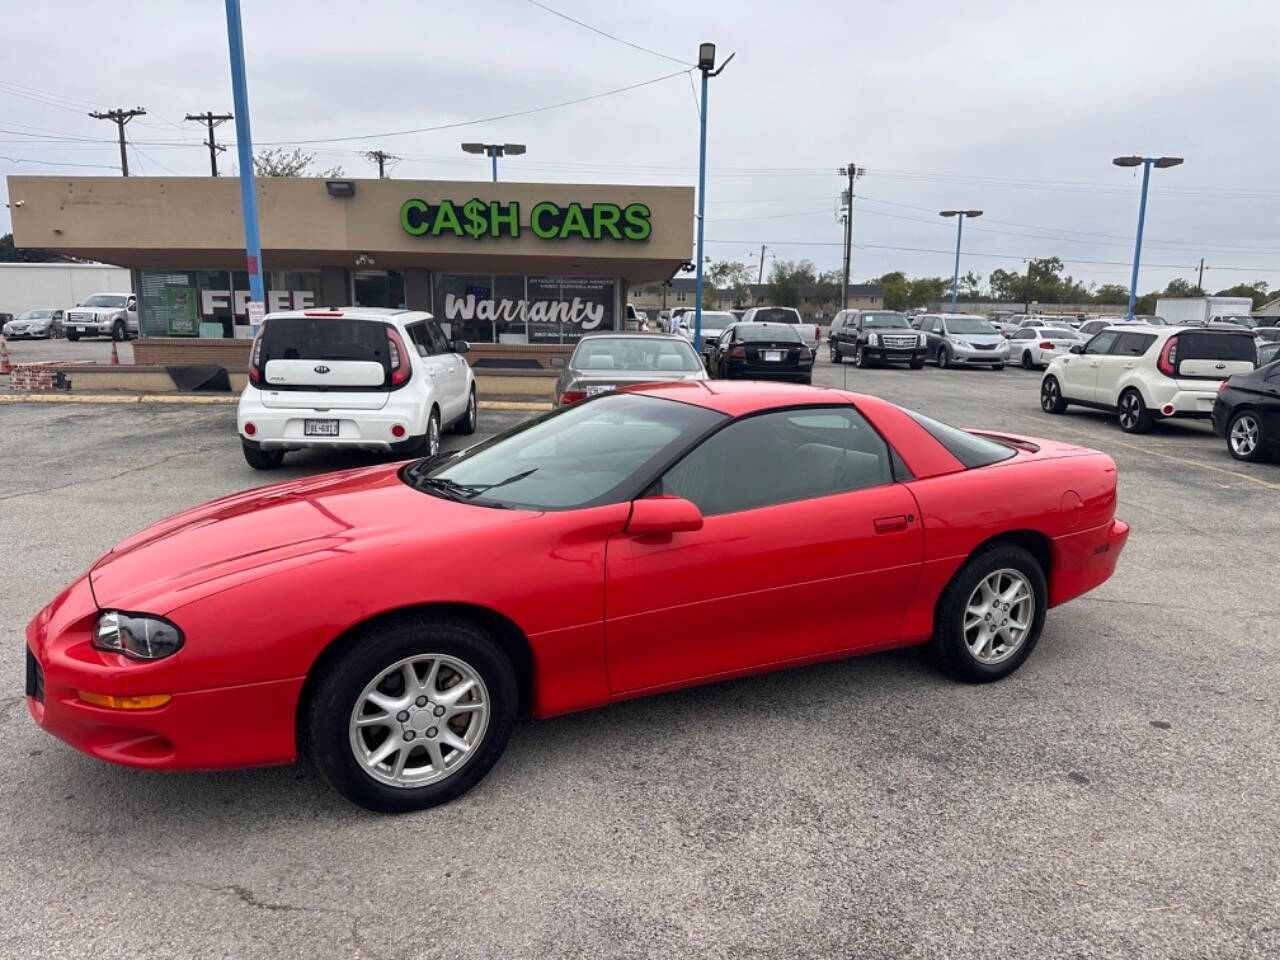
[628,278,882,320]
[1254,296,1280,317]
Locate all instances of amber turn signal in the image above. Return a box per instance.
[77,691,172,710]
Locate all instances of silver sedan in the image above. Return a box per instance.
[552,333,709,407]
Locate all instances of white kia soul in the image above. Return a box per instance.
[237,308,477,470]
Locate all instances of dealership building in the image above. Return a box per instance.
[6,176,694,360]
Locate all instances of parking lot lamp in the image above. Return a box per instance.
[693,43,733,353]
[223,0,265,329]
[940,210,982,312]
[1113,155,1184,319]
[462,143,526,182]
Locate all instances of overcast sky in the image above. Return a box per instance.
[4,0,1279,298]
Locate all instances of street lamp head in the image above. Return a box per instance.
[698,42,716,71]
[460,143,485,155]
[1112,155,1143,167]
[1153,156,1184,169]
[939,210,958,217]
[502,144,527,156]
[964,209,983,218]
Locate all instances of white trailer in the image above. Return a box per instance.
[0,262,132,317]
[1154,296,1254,326]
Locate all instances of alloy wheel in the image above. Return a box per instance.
[348,653,490,788]
[428,414,441,457]
[1230,413,1260,457]
[1041,379,1059,411]
[963,569,1034,665]
[1119,393,1140,430]
[468,391,477,430]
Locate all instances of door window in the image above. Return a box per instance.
[1013,329,1034,340]
[1113,332,1157,356]
[920,317,935,332]
[426,320,451,354]
[657,406,894,516]
[1084,331,1119,355]
[405,323,437,357]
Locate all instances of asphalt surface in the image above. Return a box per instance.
[2,356,1278,959]
[1,335,135,367]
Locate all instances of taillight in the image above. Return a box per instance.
[799,346,813,360]
[560,390,587,405]
[248,326,264,384]
[386,326,410,386]
[1217,378,1230,394]
[1157,336,1178,377]
[729,345,746,359]
[1039,341,1053,350]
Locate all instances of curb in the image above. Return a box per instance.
[0,393,554,411]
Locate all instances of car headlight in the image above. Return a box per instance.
[868,332,879,346]
[94,611,185,660]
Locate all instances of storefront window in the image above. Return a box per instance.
[352,270,405,309]
[433,273,617,344]
[138,269,322,338]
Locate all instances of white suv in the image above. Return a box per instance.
[1040,325,1257,433]
[236,308,476,470]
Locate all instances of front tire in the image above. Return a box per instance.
[66,330,80,342]
[855,344,870,368]
[937,345,951,369]
[929,544,1047,683]
[242,440,284,470]
[1021,350,1035,370]
[306,614,518,813]
[1227,409,1267,462]
[1117,388,1153,433]
[909,357,925,370]
[454,387,478,435]
[1040,376,1068,413]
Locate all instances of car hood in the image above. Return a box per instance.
[70,307,121,316]
[88,461,534,613]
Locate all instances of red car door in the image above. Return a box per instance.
[604,405,924,694]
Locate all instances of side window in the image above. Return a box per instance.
[404,323,435,357]
[1114,332,1156,356]
[920,317,935,332]
[658,406,894,516]
[1084,331,1119,355]
[1013,329,1034,340]
[426,320,451,353]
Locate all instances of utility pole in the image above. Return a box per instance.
[185,111,233,176]
[363,149,399,179]
[757,244,767,284]
[1023,259,1033,313]
[88,107,146,176]
[838,164,864,309]
[1197,257,1205,293]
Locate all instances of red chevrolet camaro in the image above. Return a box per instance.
[26,382,1128,812]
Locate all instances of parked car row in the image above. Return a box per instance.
[2,308,65,339]
[1,293,138,341]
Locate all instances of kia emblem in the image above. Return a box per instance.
[314,364,330,374]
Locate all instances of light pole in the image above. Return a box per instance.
[462,142,526,182]
[223,0,264,332]
[693,42,734,353]
[939,209,982,312]
[1113,155,1183,319]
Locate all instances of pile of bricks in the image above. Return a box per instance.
[8,361,94,392]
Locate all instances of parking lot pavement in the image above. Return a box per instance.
[3,362,1278,959]
[1,335,134,368]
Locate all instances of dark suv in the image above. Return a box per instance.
[829,310,926,368]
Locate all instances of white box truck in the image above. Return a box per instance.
[1155,296,1254,327]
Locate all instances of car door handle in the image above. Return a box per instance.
[874,514,910,534]
[1123,363,1136,369]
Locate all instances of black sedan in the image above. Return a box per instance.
[1211,350,1280,462]
[706,322,814,384]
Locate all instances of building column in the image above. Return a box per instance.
[320,267,347,308]
[403,268,431,311]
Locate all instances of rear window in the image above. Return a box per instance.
[1041,328,1078,339]
[904,409,1016,468]
[752,308,802,324]
[259,317,390,369]
[571,337,702,372]
[1177,331,1256,363]
[739,324,802,343]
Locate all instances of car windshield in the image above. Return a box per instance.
[19,310,53,320]
[1218,315,1257,328]
[752,308,802,324]
[405,392,725,510]
[697,312,735,328]
[1259,343,1280,364]
[863,313,910,329]
[944,317,997,335]
[739,323,802,343]
[81,295,128,308]
[904,409,1016,468]
[571,337,702,373]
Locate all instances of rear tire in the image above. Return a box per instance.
[242,440,284,470]
[1040,376,1068,414]
[305,613,518,813]
[454,387,478,435]
[929,543,1047,683]
[830,342,841,363]
[1021,350,1035,370]
[1117,388,1153,433]
[1227,409,1268,462]
[112,320,127,342]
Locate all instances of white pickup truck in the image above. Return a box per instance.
[65,293,138,341]
[740,306,822,352]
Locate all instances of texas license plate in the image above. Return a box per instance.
[304,419,339,437]
[763,350,783,362]
[75,326,89,334]
[585,385,615,396]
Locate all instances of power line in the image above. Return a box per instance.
[0,156,120,170]
[522,0,694,66]
[185,111,233,175]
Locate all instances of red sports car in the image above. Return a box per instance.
[25,382,1128,812]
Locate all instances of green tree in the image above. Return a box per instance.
[1132,291,1158,315]
[765,259,817,307]
[811,269,845,312]
[0,233,57,263]
[1164,277,1204,298]
[1213,281,1270,309]
[907,276,947,309]
[1026,257,1066,303]
[960,271,982,300]
[988,268,1021,302]
[876,271,910,311]
[253,148,344,178]
[707,260,753,307]
[1093,283,1129,305]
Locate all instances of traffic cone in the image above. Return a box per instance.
[109,338,120,366]
[0,336,10,375]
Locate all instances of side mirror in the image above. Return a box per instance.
[550,355,566,368]
[1070,344,1084,355]
[452,340,470,355]
[625,496,703,535]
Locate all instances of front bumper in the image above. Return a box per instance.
[947,343,1009,365]
[864,345,926,363]
[67,317,115,335]
[25,575,302,770]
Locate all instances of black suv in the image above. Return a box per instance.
[828,310,926,368]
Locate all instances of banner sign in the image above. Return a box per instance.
[164,286,199,336]
[200,289,316,318]
[400,199,651,242]
[443,294,606,330]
